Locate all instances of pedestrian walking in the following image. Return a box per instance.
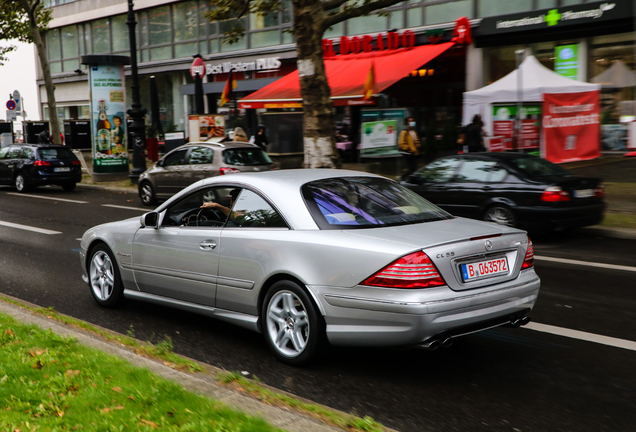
[398,117,421,179]
[254,125,268,150]
[462,114,486,153]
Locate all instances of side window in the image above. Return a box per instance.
[23,148,35,160]
[0,147,10,159]
[227,189,287,228]
[188,147,214,165]
[8,147,23,158]
[488,163,508,183]
[455,160,500,183]
[162,149,188,167]
[417,158,461,183]
[162,186,240,227]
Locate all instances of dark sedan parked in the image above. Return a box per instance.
[0,144,82,192]
[401,153,605,231]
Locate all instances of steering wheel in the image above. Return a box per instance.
[179,208,208,226]
[198,207,227,227]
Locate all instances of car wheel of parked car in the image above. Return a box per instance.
[62,183,77,192]
[484,205,516,227]
[14,173,28,192]
[140,181,157,206]
[262,280,324,366]
[88,244,124,308]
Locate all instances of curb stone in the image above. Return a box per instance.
[0,295,370,432]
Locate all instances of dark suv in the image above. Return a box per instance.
[0,144,82,192]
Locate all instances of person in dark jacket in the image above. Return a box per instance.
[254,125,268,151]
[463,114,486,152]
[38,130,50,144]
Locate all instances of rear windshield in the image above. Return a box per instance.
[222,148,272,166]
[508,157,571,177]
[302,177,453,229]
[38,148,76,160]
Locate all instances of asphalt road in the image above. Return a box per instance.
[1,185,635,432]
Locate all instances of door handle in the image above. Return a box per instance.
[199,239,217,250]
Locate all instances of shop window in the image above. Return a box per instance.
[63,59,79,72]
[485,45,525,84]
[83,22,92,54]
[348,13,387,35]
[536,0,556,9]
[533,41,555,71]
[149,6,172,46]
[251,30,279,48]
[61,25,78,60]
[324,23,344,38]
[425,0,472,25]
[479,0,532,17]
[561,0,584,6]
[174,1,198,41]
[92,18,110,54]
[111,14,130,53]
[389,10,404,29]
[407,7,423,27]
[48,28,61,62]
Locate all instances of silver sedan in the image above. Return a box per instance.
[80,169,540,365]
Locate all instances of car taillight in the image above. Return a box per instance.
[594,185,604,198]
[72,160,81,165]
[521,238,534,270]
[361,251,446,289]
[34,160,51,166]
[541,186,570,202]
[219,167,241,175]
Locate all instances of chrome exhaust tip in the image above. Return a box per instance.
[520,316,531,326]
[421,340,441,350]
[441,337,454,348]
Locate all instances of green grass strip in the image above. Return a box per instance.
[217,372,385,432]
[0,312,282,432]
[601,213,636,230]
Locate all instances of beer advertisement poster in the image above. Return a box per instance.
[88,64,128,173]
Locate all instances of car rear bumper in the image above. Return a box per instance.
[515,202,605,230]
[27,172,82,185]
[308,270,540,347]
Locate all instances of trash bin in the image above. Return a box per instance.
[146,138,158,161]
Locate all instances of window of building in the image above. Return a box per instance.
[48,28,61,61]
[348,13,387,35]
[92,18,111,54]
[426,0,473,25]
[537,0,556,8]
[149,6,172,46]
[484,45,525,84]
[479,0,533,17]
[174,1,198,41]
[111,15,130,53]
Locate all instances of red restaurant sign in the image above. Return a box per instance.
[323,30,415,57]
[542,91,600,163]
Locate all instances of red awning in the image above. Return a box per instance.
[239,42,455,109]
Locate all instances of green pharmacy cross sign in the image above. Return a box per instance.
[545,9,561,26]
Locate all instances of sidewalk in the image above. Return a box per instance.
[0,293,391,432]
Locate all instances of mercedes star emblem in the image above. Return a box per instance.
[484,240,492,251]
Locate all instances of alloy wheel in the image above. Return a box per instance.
[485,206,515,227]
[14,174,25,192]
[89,250,115,301]
[265,290,310,358]
[140,182,156,205]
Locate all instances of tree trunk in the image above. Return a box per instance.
[292,0,339,169]
[22,0,61,145]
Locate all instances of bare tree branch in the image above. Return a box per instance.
[323,0,403,30]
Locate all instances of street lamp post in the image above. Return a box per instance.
[127,0,147,183]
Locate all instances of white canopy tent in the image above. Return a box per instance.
[463,55,601,135]
[591,60,636,88]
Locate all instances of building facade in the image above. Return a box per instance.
[38,0,634,154]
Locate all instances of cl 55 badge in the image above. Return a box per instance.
[436,252,455,259]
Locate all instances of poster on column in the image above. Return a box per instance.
[89,64,128,173]
[542,91,600,164]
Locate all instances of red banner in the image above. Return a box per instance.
[542,91,600,163]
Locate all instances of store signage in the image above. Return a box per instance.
[451,17,472,45]
[492,105,541,150]
[554,44,579,80]
[206,57,281,75]
[479,1,628,35]
[323,30,415,57]
[542,91,601,163]
[360,120,397,150]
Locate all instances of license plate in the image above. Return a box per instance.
[573,189,593,198]
[461,257,509,281]
[54,167,70,172]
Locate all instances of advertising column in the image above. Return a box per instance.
[81,55,131,181]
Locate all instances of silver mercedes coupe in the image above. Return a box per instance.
[80,169,540,365]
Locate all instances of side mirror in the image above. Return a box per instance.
[156,159,164,167]
[140,212,159,228]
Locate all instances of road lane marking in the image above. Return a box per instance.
[535,255,636,273]
[524,322,636,352]
[6,192,88,204]
[102,204,149,212]
[0,220,62,235]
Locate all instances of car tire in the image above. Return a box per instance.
[139,181,157,206]
[262,280,325,366]
[484,205,516,227]
[14,173,28,192]
[62,183,76,192]
[88,244,125,308]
